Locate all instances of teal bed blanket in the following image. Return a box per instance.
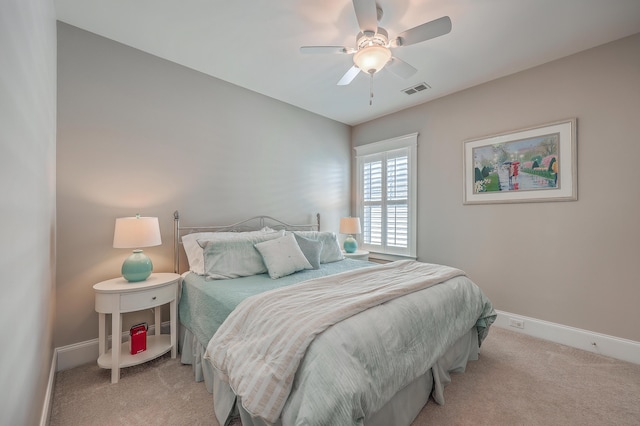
[179,258,376,349]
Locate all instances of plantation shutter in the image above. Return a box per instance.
[363,156,383,247]
[386,151,409,249]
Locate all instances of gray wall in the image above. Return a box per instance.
[56,23,351,348]
[0,0,57,424]
[353,34,640,342]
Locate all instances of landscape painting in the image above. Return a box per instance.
[463,119,577,204]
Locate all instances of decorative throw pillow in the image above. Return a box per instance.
[200,232,284,279]
[293,231,345,263]
[293,233,323,269]
[254,233,313,279]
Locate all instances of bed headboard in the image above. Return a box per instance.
[173,210,320,273]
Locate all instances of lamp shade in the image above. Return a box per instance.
[113,215,161,248]
[113,215,161,282]
[340,217,361,235]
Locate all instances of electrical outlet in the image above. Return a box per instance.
[509,318,525,329]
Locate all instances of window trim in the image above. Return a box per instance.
[354,133,417,259]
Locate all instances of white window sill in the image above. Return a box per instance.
[368,252,417,263]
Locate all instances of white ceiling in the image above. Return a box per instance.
[54,0,640,126]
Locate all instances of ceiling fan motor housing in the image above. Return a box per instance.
[356,27,389,49]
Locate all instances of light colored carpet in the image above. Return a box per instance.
[414,327,640,426]
[49,354,214,425]
[50,327,640,425]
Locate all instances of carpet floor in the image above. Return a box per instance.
[50,327,640,425]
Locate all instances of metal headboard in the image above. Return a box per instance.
[173,210,320,273]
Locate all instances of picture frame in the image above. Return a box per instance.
[463,118,577,204]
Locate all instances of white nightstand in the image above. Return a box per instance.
[93,272,180,383]
[342,250,370,261]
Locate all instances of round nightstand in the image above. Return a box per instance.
[93,272,180,383]
[342,250,370,261]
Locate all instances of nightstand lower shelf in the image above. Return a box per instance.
[97,334,172,369]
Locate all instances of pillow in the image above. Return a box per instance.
[182,228,281,275]
[254,233,313,279]
[293,233,323,269]
[293,231,344,263]
[200,232,284,279]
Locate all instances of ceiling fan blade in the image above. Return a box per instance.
[394,16,452,47]
[352,0,378,33]
[386,57,417,79]
[300,46,352,54]
[337,65,361,86]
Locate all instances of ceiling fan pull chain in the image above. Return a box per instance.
[369,72,374,105]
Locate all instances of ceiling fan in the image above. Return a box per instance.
[300,0,451,89]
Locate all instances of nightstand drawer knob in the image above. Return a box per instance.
[152,296,157,300]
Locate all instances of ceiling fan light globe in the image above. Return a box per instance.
[353,45,391,74]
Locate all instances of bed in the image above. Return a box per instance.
[174,211,496,426]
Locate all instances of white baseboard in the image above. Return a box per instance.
[40,349,57,426]
[494,310,640,365]
[56,315,640,371]
[56,321,172,372]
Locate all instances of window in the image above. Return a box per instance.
[355,133,417,259]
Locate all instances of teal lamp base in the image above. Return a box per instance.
[122,249,153,282]
[343,235,358,254]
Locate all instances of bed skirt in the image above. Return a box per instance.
[180,323,479,426]
[179,324,216,393]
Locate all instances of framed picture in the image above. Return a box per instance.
[463,119,577,204]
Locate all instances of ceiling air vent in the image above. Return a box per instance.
[402,82,431,95]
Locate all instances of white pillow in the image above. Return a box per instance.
[182,228,281,275]
[201,232,284,279]
[293,231,344,263]
[254,233,313,279]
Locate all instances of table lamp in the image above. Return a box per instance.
[113,214,162,282]
[340,217,361,254]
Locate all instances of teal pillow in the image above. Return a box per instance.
[294,231,344,263]
[294,233,323,269]
[201,232,283,279]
